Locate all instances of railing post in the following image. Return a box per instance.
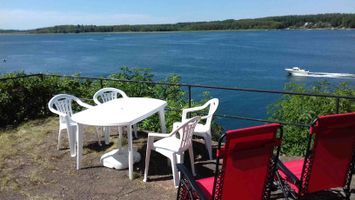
[39,74,45,114]
[187,85,192,118]
[336,97,340,114]
[100,79,103,88]
[188,85,192,108]
[188,85,192,118]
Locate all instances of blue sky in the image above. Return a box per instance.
[1,0,354,30]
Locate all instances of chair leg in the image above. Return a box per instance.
[176,152,185,181]
[275,171,289,200]
[344,175,352,200]
[133,124,138,138]
[344,188,350,200]
[177,152,183,164]
[143,146,152,182]
[171,154,179,188]
[57,128,63,150]
[343,159,353,200]
[188,146,196,176]
[203,133,213,160]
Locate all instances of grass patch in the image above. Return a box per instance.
[0,174,19,192]
[0,117,57,192]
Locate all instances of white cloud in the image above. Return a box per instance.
[0,9,162,30]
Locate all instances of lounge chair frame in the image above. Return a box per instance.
[177,124,283,200]
[277,113,355,199]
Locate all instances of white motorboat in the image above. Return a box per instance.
[285,67,309,76]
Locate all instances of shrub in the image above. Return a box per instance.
[0,68,221,135]
[268,81,355,155]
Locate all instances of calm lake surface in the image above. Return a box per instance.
[0,30,354,129]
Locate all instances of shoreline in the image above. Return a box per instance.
[1,28,355,36]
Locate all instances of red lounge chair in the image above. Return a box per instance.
[277,112,355,199]
[176,123,282,200]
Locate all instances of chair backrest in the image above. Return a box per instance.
[204,98,219,128]
[93,87,128,105]
[213,123,281,200]
[184,98,218,130]
[48,94,79,123]
[301,112,355,194]
[173,116,200,152]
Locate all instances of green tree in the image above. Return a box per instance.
[268,81,355,155]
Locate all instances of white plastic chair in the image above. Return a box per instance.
[93,87,128,104]
[93,87,138,146]
[143,116,200,187]
[173,98,219,160]
[48,94,93,157]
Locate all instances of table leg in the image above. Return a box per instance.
[127,125,133,180]
[76,124,83,170]
[104,127,110,145]
[118,127,123,150]
[158,109,166,133]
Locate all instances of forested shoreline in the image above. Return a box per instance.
[1,13,354,34]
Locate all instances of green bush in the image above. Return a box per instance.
[269,81,355,156]
[0,68,221,134]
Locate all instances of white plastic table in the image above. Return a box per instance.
[71,97,167,179]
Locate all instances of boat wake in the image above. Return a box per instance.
[301,72,355,79]
[285,67,355,79]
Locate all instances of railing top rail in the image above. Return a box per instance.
[214,114,310,128]
[1,73,354,100]
[0,73,43,81]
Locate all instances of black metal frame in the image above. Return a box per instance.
[276,119,355,200]
[344,147,355,200]
[177,164,207,200]
[176,134,228,200]
[264,127,284,199]
[210,133,226,200]
[1,73,354,128]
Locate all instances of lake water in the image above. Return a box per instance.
[0,30,354,129]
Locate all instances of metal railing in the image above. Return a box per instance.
[1,73,354,128]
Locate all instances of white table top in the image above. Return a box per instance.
[72,97,167,127]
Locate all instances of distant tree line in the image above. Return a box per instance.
[0,29,22,33]
[1,13,354,34]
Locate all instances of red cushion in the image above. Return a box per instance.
[278,159,304,192]
[196,177,214,200]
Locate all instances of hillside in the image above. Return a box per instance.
[0,13,354,34]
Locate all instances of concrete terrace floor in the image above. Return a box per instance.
[0,117,354,200]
